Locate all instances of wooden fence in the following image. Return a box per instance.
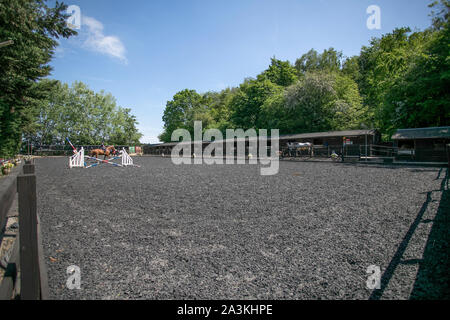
[0,159,48,300]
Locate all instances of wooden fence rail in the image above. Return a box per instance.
[0,160,48,300]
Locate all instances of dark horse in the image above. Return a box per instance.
[90,146,117,159]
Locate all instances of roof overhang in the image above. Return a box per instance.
[392,126,450,140]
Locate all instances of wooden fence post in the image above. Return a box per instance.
[447,144,450,168]
[23,164,35,174]
[17,173,40,300]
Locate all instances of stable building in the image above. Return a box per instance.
[392,126,450,162]
[278,129,380,148]
[143,129,381,157]
[143,142,176,155]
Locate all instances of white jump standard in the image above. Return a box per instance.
[69,147,140,168]
[69,147,85,168]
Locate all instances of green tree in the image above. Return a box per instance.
[0,0,76,157]
[229,78,283,130]
[159,89,205,142]
[280,72,366,133]
[34,80,142,145]
[341,56,360,82]
[332,73,367,130]
[202,88,236,133]
[257,57,298,87]
[295,49,320,74]
[109,107,143,145]
[429,0,450,30]
[358,27,435,135]
[295,48,343,76]
[284,72,337,133]
[259,90,291,132]
[382,2,450,133]
[31,80,67,145]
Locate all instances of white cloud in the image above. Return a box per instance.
[55,44,65,58]
[81,15,128,64]
[138,125,163,144]
[140,135,161,144]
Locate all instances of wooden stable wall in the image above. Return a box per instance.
[394,138,450,162]
[415,139,450,162]
[144,135,380,157]
[279,134,378,148]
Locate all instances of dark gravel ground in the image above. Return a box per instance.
[35,156,448,300]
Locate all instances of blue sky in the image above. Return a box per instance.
[49,0,434,143]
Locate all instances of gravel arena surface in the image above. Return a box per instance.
[35,156,449,300]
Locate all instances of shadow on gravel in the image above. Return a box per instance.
[369,168,449,300]
[409,168,450,299]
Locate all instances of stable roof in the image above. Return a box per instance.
[148,129,379,147]
[279,129,378,140]
[391,126,450,140]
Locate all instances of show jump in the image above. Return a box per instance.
[69,146,140,168]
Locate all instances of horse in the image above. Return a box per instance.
[286,142,313,157]
[89,146,117,159]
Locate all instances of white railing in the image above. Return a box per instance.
[121,148,134,166]
[69,147,84,168]
[69,147,139,168]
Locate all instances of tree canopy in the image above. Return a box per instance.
[0,0,76,157]
[32,80,142,146]
[0,0,142,157]
[159,1,449,143]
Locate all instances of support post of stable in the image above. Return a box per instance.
[365,134,368,162]
[17,172,40,300]
[447,144,450,168]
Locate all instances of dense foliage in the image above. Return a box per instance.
[160,1,449,142]
[0,0,76,157]
[32,80,142,146]
[0,0,142,157]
